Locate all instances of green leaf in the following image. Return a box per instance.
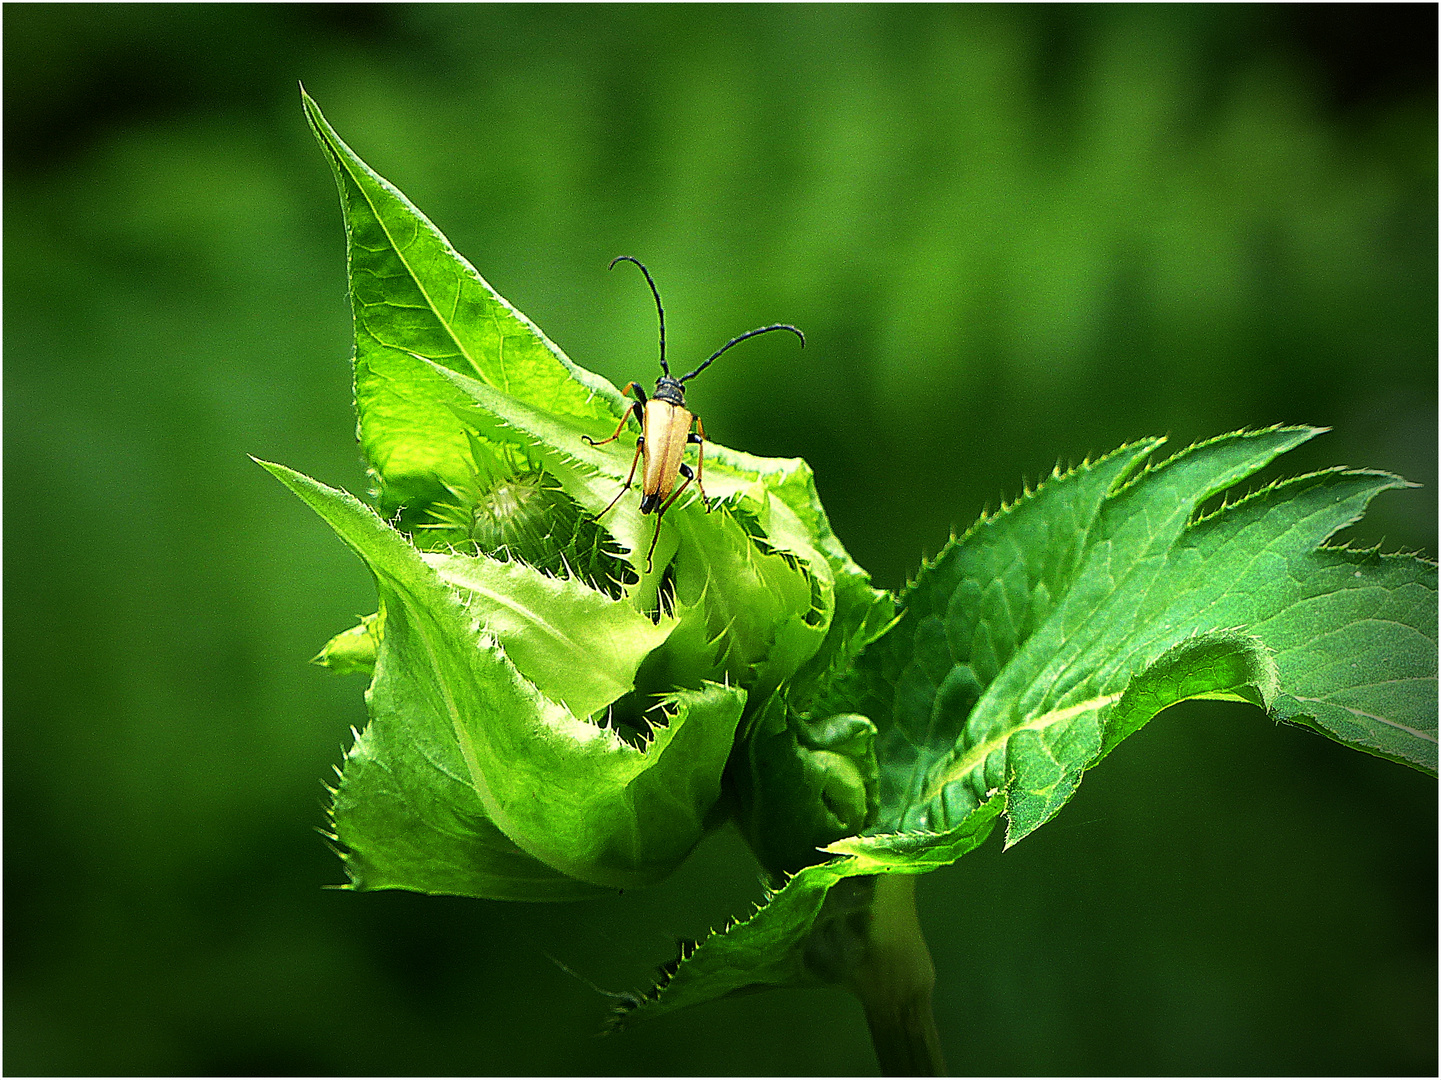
[423,552,675,719]
[332,684,607,902]
[611,796,1003,1029]
[703,444,895,707]
[824,434,1166,822]
[670,505,826,699]
[301,89,622,520]
[846,426,1436,848]
[258,458,746,893]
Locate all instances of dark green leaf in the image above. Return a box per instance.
[851,427,1435,847]
[612,797,1004,1029]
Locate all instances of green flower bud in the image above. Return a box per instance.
[733,698,881,880]
[422,467,635,597]
[312,610,383,676]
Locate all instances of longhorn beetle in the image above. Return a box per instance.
[583,256,804,573]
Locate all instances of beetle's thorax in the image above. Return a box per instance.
[653,376,686,406]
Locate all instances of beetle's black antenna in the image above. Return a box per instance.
[679,324,804,384]
[610,256,667,376]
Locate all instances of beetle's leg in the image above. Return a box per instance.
[688,416,709,512]
[659,465,696,517]
[581,410,632,448]
[644,515,662,575]
[598,437,643,520]
[582,384,645,447]
[645,464,697,573]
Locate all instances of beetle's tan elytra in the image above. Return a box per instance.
[582,256,804,572]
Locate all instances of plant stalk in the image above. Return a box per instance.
[849,874,946,1076]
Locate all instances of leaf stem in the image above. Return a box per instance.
[849,874,946,1076]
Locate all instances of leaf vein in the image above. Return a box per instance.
[927,693,1122,802]
[1292,696,1437,742]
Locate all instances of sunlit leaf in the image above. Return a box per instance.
[302,90,622,520]
[260,460,745,892]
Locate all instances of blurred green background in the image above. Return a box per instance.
[6,4,1435,1075]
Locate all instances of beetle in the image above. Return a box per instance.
[583,256,804,572]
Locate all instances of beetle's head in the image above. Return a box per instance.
[653,376,685,406]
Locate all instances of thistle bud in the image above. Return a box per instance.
[424,467,634,596]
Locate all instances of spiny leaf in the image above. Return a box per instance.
[259,458,746,891]
[670,505,826,701]
[332,717,607,902]
[424,551,675,719]
[610,796,1004,1029]
[706,445,894,708]
[848,427,1435,846]
[826,435,1165,821]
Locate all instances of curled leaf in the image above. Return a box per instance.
[261,460,745,892]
